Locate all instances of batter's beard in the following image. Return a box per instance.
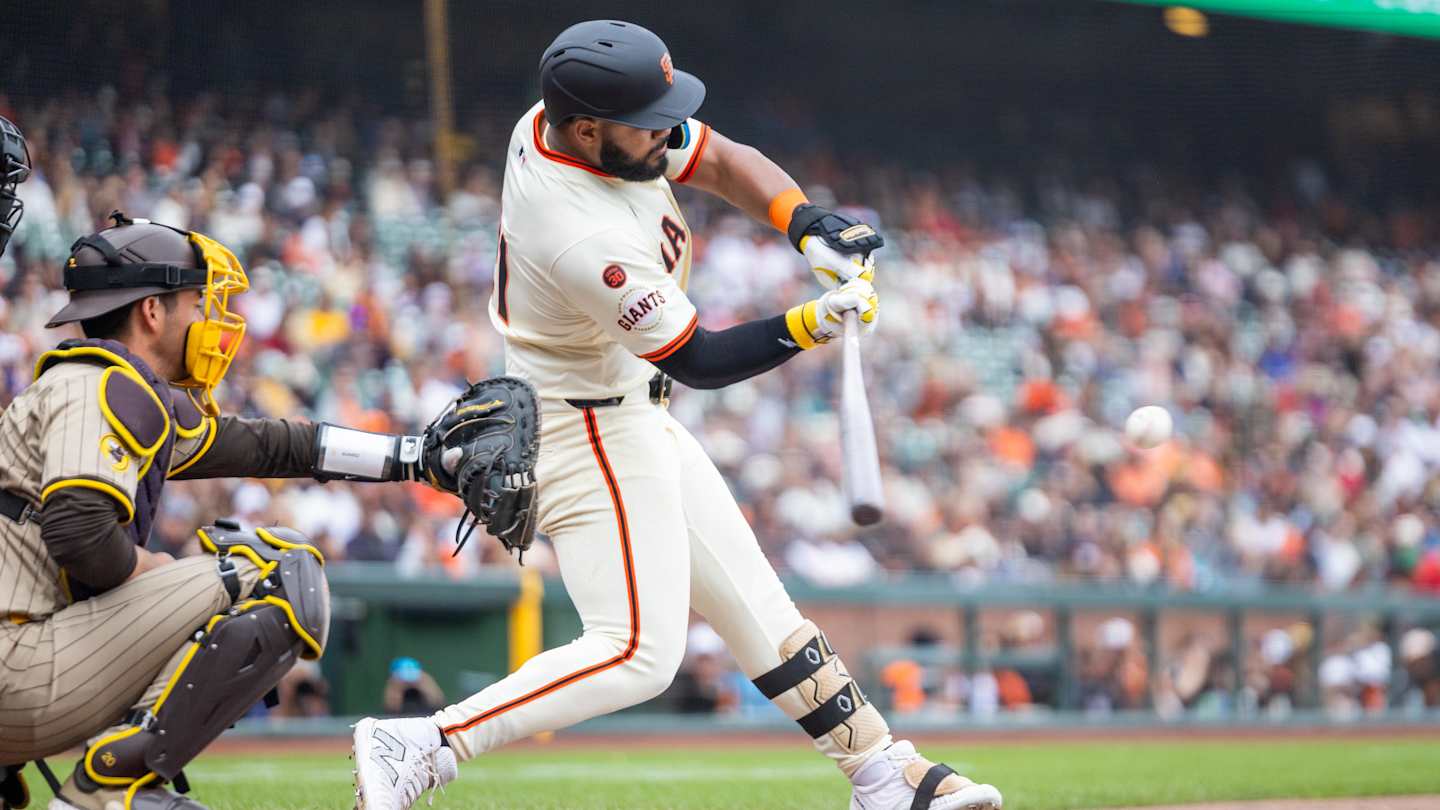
[599,140,667,182]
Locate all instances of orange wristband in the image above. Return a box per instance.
[767,188,809,233]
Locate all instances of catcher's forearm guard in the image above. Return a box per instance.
[313,423,425,482]
[422,376,541,561]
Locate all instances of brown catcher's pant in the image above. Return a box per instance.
[0,556,260,766]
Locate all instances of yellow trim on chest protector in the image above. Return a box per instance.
[98,365,171,457]
[172,390,211,440]
[35,345,173,465]
[166,414,217,478]
[35,345,136,382]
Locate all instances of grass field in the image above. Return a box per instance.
[20,737,1440,809]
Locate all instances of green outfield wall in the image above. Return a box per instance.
[320,563,1440,720]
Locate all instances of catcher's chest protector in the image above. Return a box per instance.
[35,338,177,547]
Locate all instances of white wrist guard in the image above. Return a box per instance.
[314,423,423,482]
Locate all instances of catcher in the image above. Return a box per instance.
[0,210,537,810]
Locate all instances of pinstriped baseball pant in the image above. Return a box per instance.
[0,555,260,766]
[430,393,885,771]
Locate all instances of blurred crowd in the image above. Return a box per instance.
[5,86,1440,605]
[663,611,1440,720]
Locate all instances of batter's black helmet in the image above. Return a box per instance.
[540,20,705,131]
[0,116,32,258]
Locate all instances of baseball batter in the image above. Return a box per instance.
[352,20,1003,810]
[0,209,471,810]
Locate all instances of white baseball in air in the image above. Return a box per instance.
[1125,405,1173,449]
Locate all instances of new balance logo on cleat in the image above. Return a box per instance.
[352,717,457,810]
[371,728,407,786]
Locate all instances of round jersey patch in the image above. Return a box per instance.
[100,433,132,472]
[617,287,667,333]
[603,264,627,289]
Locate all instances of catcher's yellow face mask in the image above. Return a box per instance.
[175,231,248,416]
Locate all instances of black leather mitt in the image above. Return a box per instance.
[422,376,540,561]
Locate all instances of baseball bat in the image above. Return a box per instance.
[839,310,884,525]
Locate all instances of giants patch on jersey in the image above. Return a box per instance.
[617,288,667,332]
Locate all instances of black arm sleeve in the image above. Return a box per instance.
[169,416,319,480]
[652,313,802,390]
[40,487,138,593]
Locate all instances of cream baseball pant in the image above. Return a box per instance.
[431,388,892,773]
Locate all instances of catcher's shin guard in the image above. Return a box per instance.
[79,524,329,803]
[753,622,891,775]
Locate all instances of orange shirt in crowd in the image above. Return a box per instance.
[995,669,1032,708]
[989,427,1035,470]
[881,659,926,714]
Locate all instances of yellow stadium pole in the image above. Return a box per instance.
[423,0,457,198]
[508,567,552,743]
[508,567,544,672]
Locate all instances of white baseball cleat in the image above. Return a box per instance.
[849,740,1003,810]
[352,716,458,809]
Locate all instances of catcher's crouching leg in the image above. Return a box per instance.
[74,523,329,809]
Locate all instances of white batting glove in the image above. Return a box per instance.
[802,235,877,289]
[784,279,879,349]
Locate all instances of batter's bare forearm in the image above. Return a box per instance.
[685,131,799,229]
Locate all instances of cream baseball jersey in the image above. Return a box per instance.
[489,101,712,399]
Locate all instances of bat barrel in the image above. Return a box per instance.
[840,311,885,525]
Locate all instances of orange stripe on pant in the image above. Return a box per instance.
[441,407,639,736]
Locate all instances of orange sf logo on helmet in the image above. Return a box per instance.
[660,53,674,86]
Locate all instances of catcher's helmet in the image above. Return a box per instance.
[49,211,249,415]
[47,212,210,327]
[0,116,31,258]
[540,20,705,132]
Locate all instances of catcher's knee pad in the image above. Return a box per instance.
[82,524,330,792]
[752,621,889,756]
[197,521,330,657]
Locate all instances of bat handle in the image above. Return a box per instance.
[842,309,860,351]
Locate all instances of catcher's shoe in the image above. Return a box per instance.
[849,740,1002,810]
[49,765,211,810]
[2,765,27,810]
[47,785,209,810]
[352,717,457,810]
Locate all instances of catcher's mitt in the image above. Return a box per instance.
[422,376,540,561]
